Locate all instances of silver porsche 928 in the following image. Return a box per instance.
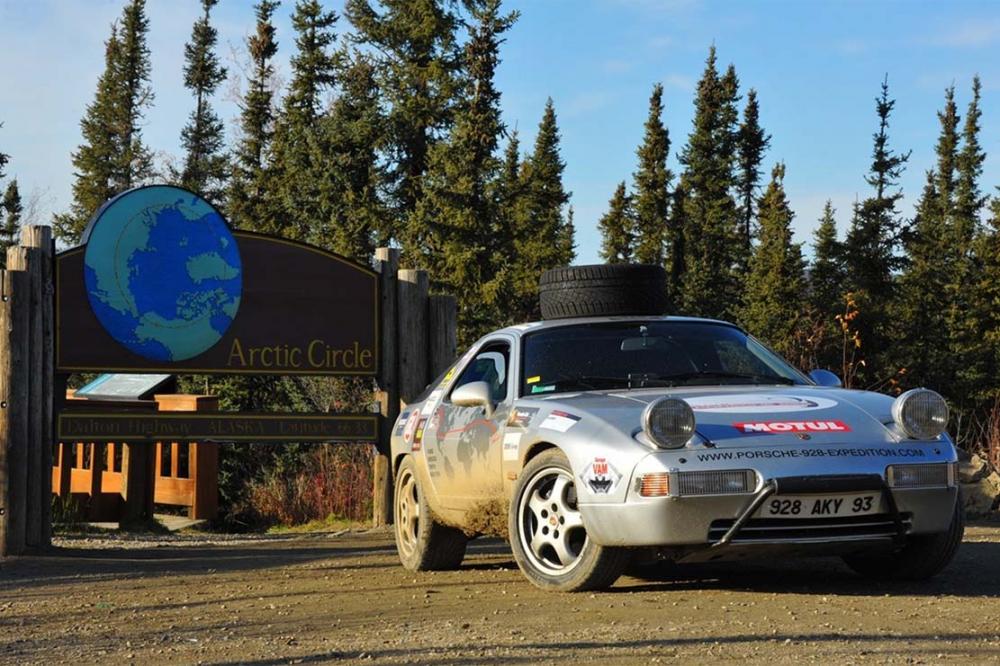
[390,316,961,591]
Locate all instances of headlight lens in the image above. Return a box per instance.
[892,388,949,440]
[643,397,695,449]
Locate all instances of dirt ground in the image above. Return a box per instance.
[3,525,1000,665]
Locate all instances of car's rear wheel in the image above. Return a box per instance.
[509,449,630,591]
[394,456,468,571]
[842,495,964,580]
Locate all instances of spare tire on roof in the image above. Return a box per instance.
[538,264,668,320]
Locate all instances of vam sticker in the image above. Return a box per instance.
[580,457,621,494]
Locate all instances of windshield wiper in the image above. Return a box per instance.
[656,371,797,386]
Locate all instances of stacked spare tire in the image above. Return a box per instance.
[538,264,668,320]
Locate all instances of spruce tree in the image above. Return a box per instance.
[413,0,518,342]
[271,0,339,241]
[971,193,1000,401]
[345,0,461,248]
[313,51,387,259]
[736,88,770,254]
[55,1,154,243]
[739,163,804,356]
[842,76,910,381]
[178,0,229,203]
[949,77,987,404]
[666,183,687,311]
[599,182,635,263]
[677,47,742,319]
[511,99,574,322]
[228,0,280,234]
[808,201,845,370]
[0,180,22,265]
[632,83,671,265]
[493,129,523,279]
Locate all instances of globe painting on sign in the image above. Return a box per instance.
[83,185,243,362]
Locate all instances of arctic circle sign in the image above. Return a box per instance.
[56,185,379,376]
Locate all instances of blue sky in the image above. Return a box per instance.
[1,0,998,261]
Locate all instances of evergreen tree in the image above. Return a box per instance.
[271,0,339,241]
[632,83,671,265]
[949,77,987,404]
[895,170,949,388]
[666,183,687,311]
[511,99,574,322]
[413,0,518,343]
[739,163,804,356]
[228,0,281,234]
[736,88,770,254]
[345,0,461,248]
[599,181,635,263]
[842,76,910,380]
[971,193,1000,402]
[178,0,229,203]
[492,129,523,285]
[313,51,387,259]
[55,1,154,243]
[0,180,22,264]
[808,201,845,370]
[677,47,742,319]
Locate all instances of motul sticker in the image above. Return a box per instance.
[733,420,852,434]
[580,457,621,494]
[685,394,837,414]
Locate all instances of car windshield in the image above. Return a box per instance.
[520,320,810,396]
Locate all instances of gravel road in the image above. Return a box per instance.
[2,525,1000,664]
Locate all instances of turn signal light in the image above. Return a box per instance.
[638,473,671,497]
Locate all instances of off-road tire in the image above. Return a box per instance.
[538,264,668,320]
[393,456,468,571]
[509,449,630,591]
[842,495,964,580]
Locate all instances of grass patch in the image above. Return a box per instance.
[266,513,367,534]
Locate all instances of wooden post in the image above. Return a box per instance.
[397,269,429,404]
[373,248,400,527]
[119,443,155,528]
[23,226,53,547]
[9,244,43,548]
[0,269,30,557]
[428,295,458,378]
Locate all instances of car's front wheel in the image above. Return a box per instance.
[842,494,964,580]
[394,456,468,571]
[509,448,630,591]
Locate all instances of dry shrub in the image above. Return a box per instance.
[240,443,374,526]
[955,399,1000,473]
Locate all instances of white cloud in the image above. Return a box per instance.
[929,18,1000,48]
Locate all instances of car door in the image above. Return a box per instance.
[430,338,512,508]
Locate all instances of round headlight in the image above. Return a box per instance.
[643,397,696,449]
[892,388,949,440]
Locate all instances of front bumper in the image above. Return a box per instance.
[580,446,958,549]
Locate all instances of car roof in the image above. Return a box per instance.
[486,315,742,342]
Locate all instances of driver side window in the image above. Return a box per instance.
[452,343,510,403]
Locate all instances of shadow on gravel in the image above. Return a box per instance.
[202,631,1000,666]
[618,540,1000,598]
[0,541,399,593]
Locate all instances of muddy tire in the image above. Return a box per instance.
[538,264,668,320]
[509,449,630,591]
[394,457,468,571]
[842,496,964,580]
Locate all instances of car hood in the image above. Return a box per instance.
[527,385,899,447]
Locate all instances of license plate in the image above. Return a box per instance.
[757,493,883,519]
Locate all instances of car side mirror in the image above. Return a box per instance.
[809,369,843,388]
[451,381,495,418]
